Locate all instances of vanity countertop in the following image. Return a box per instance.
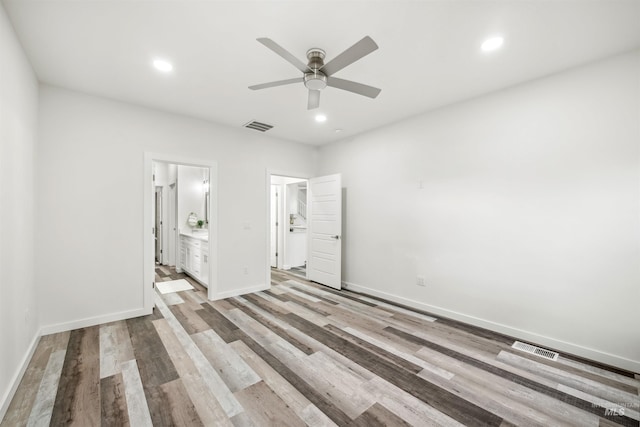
[180,231,209,242]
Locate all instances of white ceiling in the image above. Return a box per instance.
[4,0,640,145]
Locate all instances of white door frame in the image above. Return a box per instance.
[144,152,218,313]
[155,186,163,264]
[265,169,310,288]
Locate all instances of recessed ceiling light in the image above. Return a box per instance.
[315,114,327,123]
[481,36,504,52]
[153,59,173,72]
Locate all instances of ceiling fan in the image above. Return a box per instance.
[249,36,381,110]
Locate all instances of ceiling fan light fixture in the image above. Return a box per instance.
[304,72,327,90]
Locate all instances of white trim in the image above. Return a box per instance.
[39,308,149,336]
[342,281,640,373]
[212,284,269,300]
[144,152,218,304]
[0,331,40,421]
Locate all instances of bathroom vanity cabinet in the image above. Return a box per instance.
[179,233,209,287]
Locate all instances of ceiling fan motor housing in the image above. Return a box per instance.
[304,48,328,90]
[306,48,325,69]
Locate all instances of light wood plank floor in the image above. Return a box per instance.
[2,268,639,426]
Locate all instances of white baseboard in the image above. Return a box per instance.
[213,284,269,300]
[0,331,41,422]
[343,281,640,373]
[39,307,150,336]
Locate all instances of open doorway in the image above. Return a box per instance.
[144,153,217,312]
[270,175,309,280]
[266,171,343,291]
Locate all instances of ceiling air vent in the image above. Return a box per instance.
[512,341,559,361]
[244,120,273,132]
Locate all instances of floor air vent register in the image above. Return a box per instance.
[512,341,559,361]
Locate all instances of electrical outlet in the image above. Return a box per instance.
[416,276,426,287]
[243,266,249,275]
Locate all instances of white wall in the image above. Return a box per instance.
[318,50,640,372]
[0,3,39,417]
[37,85,317,328]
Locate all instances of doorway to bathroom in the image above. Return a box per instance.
[144,153,217,311]
[270,175,309,280]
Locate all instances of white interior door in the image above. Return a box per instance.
[308,173,342,289]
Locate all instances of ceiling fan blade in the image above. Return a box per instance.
[308,90,320,110]
[249,77,301,90]
[327,77,381,99]
[257,38,309,73]
[321,36,378,76]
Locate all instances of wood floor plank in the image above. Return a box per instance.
[120,360,153,427]
[348,402,412,427]
[169,303,211,335]
[233,381,306,427]
[196,304,243,343]
[100,323,120,379]
[26,349,66,427]
[126,316,179,389]
[126,313,180,425]
[159,378,204,426]
[50,327,101,427]
[192,329,261,392]
[100,373,130,427]
[365,376,465,427]
[178,290,207,311]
